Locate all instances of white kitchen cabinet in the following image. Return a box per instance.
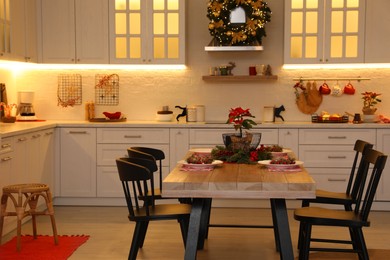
[109,0,185,64]
[376,129,390,201]
[169,128,189,171]
[364,0,390,63]
[96,128,170,197]
[40,0,109,63]
[0,138,12,189]
[60,128,96,197]
[284,0,365,64]
[278,129,298,156]
[8,0,37,62]
[298,128,376,194]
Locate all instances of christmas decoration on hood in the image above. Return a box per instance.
[207,0,271,46]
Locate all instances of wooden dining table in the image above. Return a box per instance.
[162,159,316,260]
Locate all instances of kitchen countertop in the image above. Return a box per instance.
[1,120,390,139]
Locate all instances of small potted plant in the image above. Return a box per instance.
[361,92,381,122]
[0,102,17,123]
[224,107,260,150]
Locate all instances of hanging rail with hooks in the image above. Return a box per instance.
[293,77,370,82]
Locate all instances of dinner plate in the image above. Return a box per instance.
[178,160,223,167]
[258,160,303,168]
[189,148,213,154]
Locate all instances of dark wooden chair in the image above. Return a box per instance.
[301,139,373,210]
[116,158,191,260]
[297,140,373,250]
[294,148,387,260]
[128,147,164,199]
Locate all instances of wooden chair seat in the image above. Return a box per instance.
[0,183,58,251]
[130,204,192,220]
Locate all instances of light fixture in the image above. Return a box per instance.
[283,63,390,70]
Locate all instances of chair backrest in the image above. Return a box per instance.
[347,140,373,198]
[116,158,158,218]
[128,147,165,190]
[353,148,387,222]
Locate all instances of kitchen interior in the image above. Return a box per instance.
[1,0,390,259]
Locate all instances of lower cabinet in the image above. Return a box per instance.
[59,128,96,197]
[376,129,390,201]
[299,128,376,195]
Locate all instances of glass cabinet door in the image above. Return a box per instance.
[0,0,10,56]
[110,0,185,64]
[284,0,364,64]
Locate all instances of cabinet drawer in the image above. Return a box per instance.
[299,129,376,145]
[189,128,278,145]
[299,145,355,167]
[97,144,169,166]
[97,128,169,144]
[0,138,13,154]
[308,169,350,193]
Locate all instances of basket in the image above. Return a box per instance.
[222,132,262,151]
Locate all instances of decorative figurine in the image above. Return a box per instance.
[274,105,285,121]
[175,105,187,121]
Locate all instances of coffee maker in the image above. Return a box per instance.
[17,91,37,121]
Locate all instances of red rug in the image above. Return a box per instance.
[0,235,89,260]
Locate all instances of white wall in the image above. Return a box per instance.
[1,0,389,122]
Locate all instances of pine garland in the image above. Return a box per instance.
[207,0,272,46]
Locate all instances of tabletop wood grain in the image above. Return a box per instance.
[162,162,316,199]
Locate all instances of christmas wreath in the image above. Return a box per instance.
[207,0,271,46]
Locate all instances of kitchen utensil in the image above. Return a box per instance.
[343,82,356,95]
[331,82,343,96]
[319,82,331,95]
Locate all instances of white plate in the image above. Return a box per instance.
[189,148,213,154]
[258,160,303,168]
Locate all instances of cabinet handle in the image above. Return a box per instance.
[69,131,88,134]
[1,156,12,162]
[328,178,346,182]
[328,156,347,159]
[1,144,11,149]
[124,135,142,139]
[328,136,347,139]
[45,132,53,136]
[32,134,41,138]
[17,137,27,142]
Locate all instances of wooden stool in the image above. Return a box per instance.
[0,183,59,251]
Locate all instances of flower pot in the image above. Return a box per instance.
[362,107,377,115]
[1,116,16,123]
[222,132,261,151]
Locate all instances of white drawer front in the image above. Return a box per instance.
[299,145,356,167]
[189,128,278,145]
[97,144,169,166]
[97,128,169,144]
[299,129,376,145]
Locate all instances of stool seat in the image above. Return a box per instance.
[0,183,58,251]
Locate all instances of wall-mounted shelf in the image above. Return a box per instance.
[202,75,278,82]
[204,46,264,52]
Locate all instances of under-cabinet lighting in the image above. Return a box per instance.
[0,61,186,71]
[283,63,390,70]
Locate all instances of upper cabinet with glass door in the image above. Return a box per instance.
[284,0,365,64]
[109,0,185,64]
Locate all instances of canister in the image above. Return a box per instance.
[195,105,205,122]
[263,106,275,123]
[187,107,197,122]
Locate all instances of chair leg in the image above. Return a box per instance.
[129,222,143,260]
[0,194,8,245]
[179,216,190,246]
[138,221,149,248]
[45,189,59,245]
[299,223,311,260]
[354,227,369,260]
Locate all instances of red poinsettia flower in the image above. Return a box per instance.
[227,107,257,136]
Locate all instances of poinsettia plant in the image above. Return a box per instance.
[361,91,381,109]
[227,107,257,137]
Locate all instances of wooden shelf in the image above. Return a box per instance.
[204,46,264,52]
[202,75,278,82]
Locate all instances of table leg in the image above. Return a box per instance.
[185,198,204,260]
[270,199,294,260]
